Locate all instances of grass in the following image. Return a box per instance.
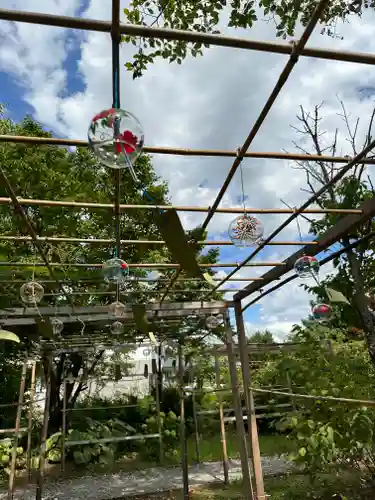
[2,432,293,489]
[186,431,295,463]
[116,470,372,499]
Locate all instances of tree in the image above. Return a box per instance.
[122,0,369,78]
[0,106,222,433]
[248,329,275,343]
[286,99,375,368]
[253,321,375,489]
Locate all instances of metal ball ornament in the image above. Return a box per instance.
[88,108,144,169]
[294,255,319,279]
[312,303,332,322]
[20,281,44,305]
[110,321,124,335]
[108,301,127,318]
[206,315,220,330]
[103,258,129,284]
[228,215,264,247]
[50,317,64,336]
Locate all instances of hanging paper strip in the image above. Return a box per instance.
[132,304,149,333]
[0,330,20,343]
[154,209,202,278]
[325,287,351,305]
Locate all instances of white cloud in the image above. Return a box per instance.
[0,0,374,337]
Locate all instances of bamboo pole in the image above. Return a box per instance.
[191,387,201,465]
[0,4,375,66]
[286,372,296,413]
[235,301,265,500]
[65,434,160,446]
[35,354,52,500]
[155,371,164,464]
[215,357,229,485]
[7,360,28,500]
[0,194,363,214]
[0,278,263,283]
[61,379,67,473]
[0,234,320,246]
[225,322,254,500]
[250,387,375,407]
[26,361,36,483]
[178,342,189,500]
[0,261,285,268]
[2,134,375,165]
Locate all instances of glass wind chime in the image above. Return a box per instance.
[87,106,145,333]
[292,214,332,322]
[228,164,264,247]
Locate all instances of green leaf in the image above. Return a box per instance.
[298,447,307,457]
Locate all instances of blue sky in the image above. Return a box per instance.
[1,1,375,340]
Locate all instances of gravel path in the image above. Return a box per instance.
[0,457,292,500]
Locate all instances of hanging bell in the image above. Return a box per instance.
[115,364,122,381]
[151,358,157,374]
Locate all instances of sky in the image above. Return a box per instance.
[1,1,375,341]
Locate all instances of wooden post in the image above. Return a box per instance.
[8,360,28,500]
[215,356,229,485]
[225,320,254,500]
[155,370,164,464]
[286,371,296,412]
[178,341,189,500]
[36,353,52,500]
[26,361,36,482]
[234,300,265,500]
[191,387,201,464]
[61,379,67,473]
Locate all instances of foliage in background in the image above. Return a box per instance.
[122,0,369,78]
[253,320,375,492]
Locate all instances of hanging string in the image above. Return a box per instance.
[239,163,247,215]
[295,209,303,245]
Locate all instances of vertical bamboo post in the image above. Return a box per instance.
[191,386,201,464]
[234,300,265,500]
[8,359,28,500]
[61,379,67,473]
[26,361,36,482]
[36,353,52,500]
[178,341,189,500]
[225,319,254,500]
[214,356,229,485]
[286,371,296,412]
[155,369,164,464]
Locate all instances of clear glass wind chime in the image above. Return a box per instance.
[292,213,332,322]
[228,163,264,247]
[20,260,45,306]
[88,103,145,333]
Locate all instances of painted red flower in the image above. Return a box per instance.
[121,262,128,269]
[115,130,138,154]
[93,108,115,122]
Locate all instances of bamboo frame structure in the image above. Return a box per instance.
[8,360,28,500]
[1,0,375,498]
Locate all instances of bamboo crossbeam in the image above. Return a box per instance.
[64,433,160,447]
[197,403,292,415]
[42,289,242,297]
[0,195,363,214]
[0,278,263,283]
[0,261,285,268]
[1,10,375,67]
[251,387,375,407]
[0,428,27,435]
[2,134,375,166]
